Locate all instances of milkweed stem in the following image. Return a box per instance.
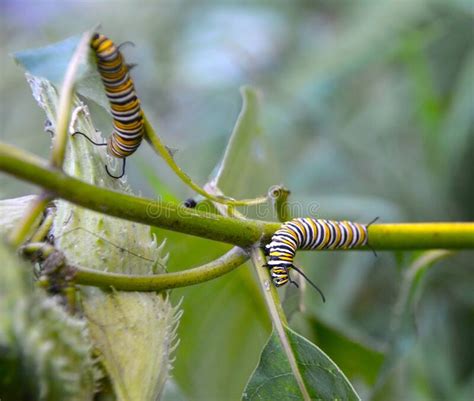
[1,142,474,250]
[22,242,249,291]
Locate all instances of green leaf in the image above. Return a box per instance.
[14,34,89,84]
[210,85,278,200]
[243,326,360,401]
[309,317,385,386]
[14,30,109,109]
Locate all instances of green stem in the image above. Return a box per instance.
[1,141,269,246]
[51,31,92,168]
[143,116,267,207]
[1,142,474,250]
[250,248,311,401]
[367,223,474,249]
[24,242,248,291]
[74,246,248,290]
[29,207,54,243]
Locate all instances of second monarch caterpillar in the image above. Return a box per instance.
[264,218,374,302]
[73,32,144,179]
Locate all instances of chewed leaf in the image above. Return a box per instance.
[212,86,261,188]
[14,29,109,109]
[243,326,360,401]
[14,33,92,86]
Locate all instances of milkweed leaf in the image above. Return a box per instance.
[243,326,360,401]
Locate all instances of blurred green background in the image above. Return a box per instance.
[1,1,473,400]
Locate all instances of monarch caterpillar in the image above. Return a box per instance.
[264,218,373,302]
[73,32,144,179]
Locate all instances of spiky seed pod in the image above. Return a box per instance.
[27,75,180,401]
[0,242,101,401]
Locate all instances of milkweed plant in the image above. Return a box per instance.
[0,28,473,401]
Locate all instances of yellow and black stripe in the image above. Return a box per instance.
[264,218,368,299]
[90,32,144,159]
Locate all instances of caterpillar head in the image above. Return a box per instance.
[270,266,290,287]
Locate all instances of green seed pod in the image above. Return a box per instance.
[27,75,180,401]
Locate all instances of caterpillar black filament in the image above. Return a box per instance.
[73,32,144,178]
[264,218,370,302]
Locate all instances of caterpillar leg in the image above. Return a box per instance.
[71,131,126,179]
[105,158,126,179]
[71,131,107,147]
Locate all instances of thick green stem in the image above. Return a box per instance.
[29,211,54,243]
[368,223,473,249]
[1,142,474,250]
[0,141,269,246]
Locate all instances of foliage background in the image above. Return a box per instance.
[0,1,473,400]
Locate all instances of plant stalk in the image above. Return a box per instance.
[73,246,248,290]
[1,142,474,250]
[23,242,248,291]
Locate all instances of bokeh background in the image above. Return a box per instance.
[1,1,473,400]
